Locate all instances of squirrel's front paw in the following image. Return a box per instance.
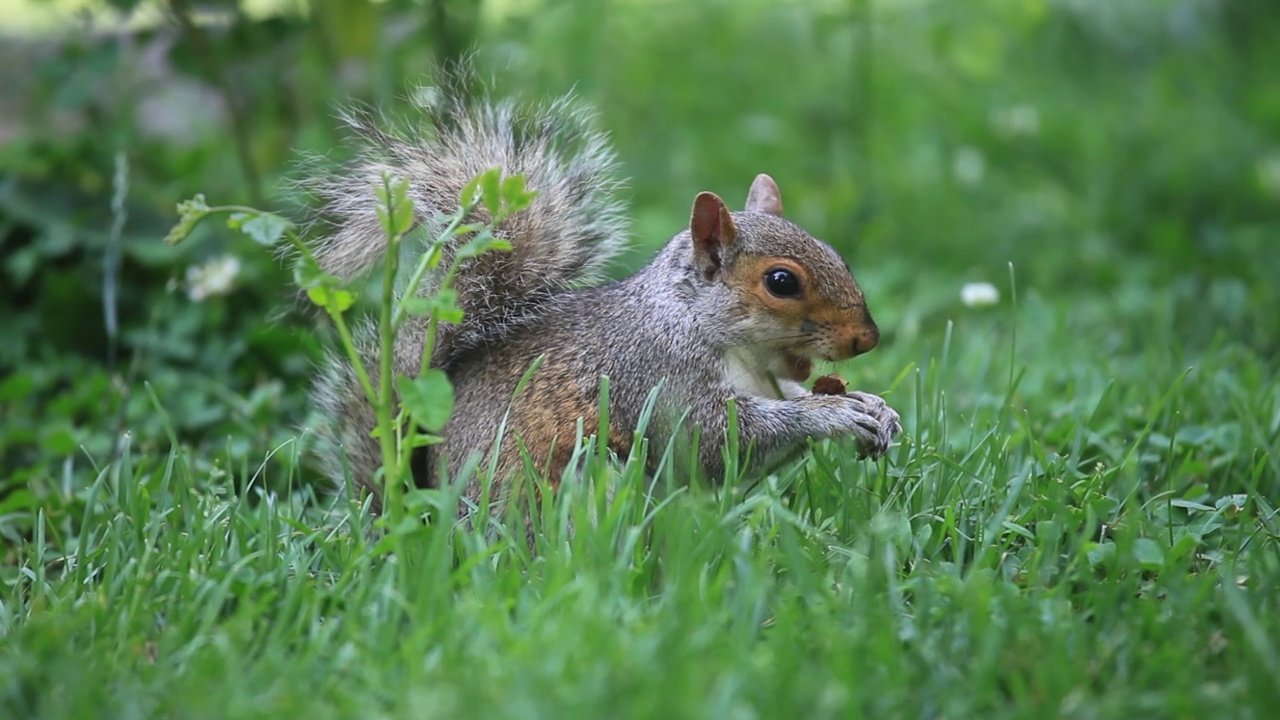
[843,391,901,460]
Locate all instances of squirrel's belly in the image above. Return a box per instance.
[724,348,810,400]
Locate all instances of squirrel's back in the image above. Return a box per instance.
[302,67,632,501]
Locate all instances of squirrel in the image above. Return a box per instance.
[302,68,902,513]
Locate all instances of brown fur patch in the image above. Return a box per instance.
[725,254,879,361]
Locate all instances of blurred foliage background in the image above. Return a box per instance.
[1,0,1277,533]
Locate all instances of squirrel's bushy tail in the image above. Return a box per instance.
[300,66,630,496]
[306,66,630,365]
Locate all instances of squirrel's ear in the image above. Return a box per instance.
[745,174,784,216]
[690,191,737,277]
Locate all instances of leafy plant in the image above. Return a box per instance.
[164,168,535,539]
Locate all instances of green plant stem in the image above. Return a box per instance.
[391,212,467,331]
[387,210,472,479]
[282,231,380,407]
[410,232,476,408]
[378,226,405,541]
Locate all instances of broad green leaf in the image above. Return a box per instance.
[501,173,538,213]
[480,167,502,218]
[0,372,36,402]
[434,306,465,324]
[399,296,431,316]
[398,369,455,432]
[41,424,77,456]
[293,254,338,290]
[1133,538,1165,571]
[401,291,463,323]
[231,212,293,247]
[1085,541,1116,568]
[406,433,446,448]
[306,286,356,312]
[163,194,211,245]
[392,190,415,236]
[459,174,484,211]
[454,234,513,261]
[375,174,415,237]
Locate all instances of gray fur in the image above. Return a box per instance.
[299,68,901,512]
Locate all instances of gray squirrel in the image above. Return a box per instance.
[302,68,902,512]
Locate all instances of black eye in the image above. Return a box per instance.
[764,268,801,298]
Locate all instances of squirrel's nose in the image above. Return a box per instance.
[851,330,879,356]
[850,320,879,356]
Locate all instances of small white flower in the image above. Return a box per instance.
[1256,153,1280,200]
[989,104,1041,139]
[186,255,241,302]
[952,146,986,186]
[961,282,1000,307]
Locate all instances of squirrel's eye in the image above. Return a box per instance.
[764,268,801,298]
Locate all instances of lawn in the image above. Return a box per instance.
[2,1,1279,718]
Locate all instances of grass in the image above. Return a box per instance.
[3,1,1280,717]
[3,273,1278,719]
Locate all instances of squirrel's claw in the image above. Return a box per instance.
[844,391,901,460]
